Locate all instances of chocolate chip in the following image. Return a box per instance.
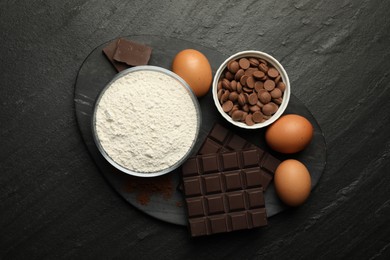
[221,90,230,103]
[229,104,239,116]
[274,75,281,84]
[217,89,224,100]
[252,111,264,123]
[264,80,275,91]
[259,59,268,65]
[235,69,245,81]
[254,81,264,92]
[229,92,239,102]
[257,89,268,96]
[245,114,255,126]
[246,76,255,89]
[222,78,231,90]
[222,100,234,112]
[237,82,243,93]
[240,75,248,86]
[243,87,253,93]
[239,58,250,70]
[277,82,286,92]
[249,58,260,67]
[248,93,258,105]
[232,110,244,121]
[217,81,223,91]
[259,63,269,73]
[259,91,271,104]
[267,68,279,78]
[270,88,282,99]
[253,71,265,79]
[228,61,240,74]
[225,71,234,81]
[262,103,274,116]
[245,67,258,77]
[272,98,283,105]
[238,93,246,106]
[230,80,237,91]
[241,111,248,121]
[256,100,264,108]
[269,102,279,114]
[249,105,261,112]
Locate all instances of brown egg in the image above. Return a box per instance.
[265,114,313,154]
[172,49,212,97]
[274,159,311,207]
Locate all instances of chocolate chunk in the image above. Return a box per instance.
[102,39,130,72]
[113,38,152,66]
[182,149,269,237]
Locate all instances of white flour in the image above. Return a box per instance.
[95,70,198,173]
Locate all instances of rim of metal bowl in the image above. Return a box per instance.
[92,65,201,178]
[212,50,291,129]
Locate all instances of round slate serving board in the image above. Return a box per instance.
[74,35,327,226]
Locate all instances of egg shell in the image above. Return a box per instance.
[274,159,311,207]
[172,49,212,97]
[265,114,313,154]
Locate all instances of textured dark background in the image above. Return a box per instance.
[1,0,390,259]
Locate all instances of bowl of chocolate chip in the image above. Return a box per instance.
[212,50,290,129]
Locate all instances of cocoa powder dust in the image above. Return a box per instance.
[124,174,173,205]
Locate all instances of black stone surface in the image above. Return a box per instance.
[1,1,390,259]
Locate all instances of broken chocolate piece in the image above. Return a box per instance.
[102,39,129,72]
[113,38,152,66]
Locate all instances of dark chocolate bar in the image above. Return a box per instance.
[182,149,269,237]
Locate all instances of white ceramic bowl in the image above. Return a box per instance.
[92,66,201,177]
[212,50,291,129]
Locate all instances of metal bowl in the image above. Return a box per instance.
[92,66,201,177]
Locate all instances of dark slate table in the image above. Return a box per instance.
[1,1,389,259]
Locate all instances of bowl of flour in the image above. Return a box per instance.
[92,66,201,177]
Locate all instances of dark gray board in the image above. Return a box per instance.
[74,35,326,225]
